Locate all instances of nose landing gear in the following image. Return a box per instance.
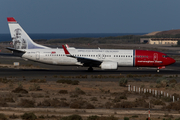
[157,66,165,73]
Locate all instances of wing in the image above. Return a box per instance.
[62,45,102,67]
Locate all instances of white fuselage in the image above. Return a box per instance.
[22,48,134,67]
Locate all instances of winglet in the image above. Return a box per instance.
[65,44,69,48]
[7,17,17,22]
[62,45,70,55]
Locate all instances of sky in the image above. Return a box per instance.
[1,0,180,33]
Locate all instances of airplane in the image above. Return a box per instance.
[6,17,175,72]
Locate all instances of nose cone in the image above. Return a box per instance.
[169,57,176,65]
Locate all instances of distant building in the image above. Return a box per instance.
[140,38,179,45]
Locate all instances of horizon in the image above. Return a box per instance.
[0,33,146,42]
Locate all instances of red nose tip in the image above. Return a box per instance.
[170,58,176,64]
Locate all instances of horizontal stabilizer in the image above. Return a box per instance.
[6,47,26,53]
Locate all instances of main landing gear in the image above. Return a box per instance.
[157,69,160,73]
[88,67,93,72]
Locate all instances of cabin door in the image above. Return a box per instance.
[36,51,40,60]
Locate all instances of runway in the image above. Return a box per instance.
[0,56,179,78]
[0,65,179,77]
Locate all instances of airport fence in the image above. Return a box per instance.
[128,85,179,102]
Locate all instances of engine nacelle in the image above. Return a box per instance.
[100,61,118,70]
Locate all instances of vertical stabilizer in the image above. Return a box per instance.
[7,17,49,49]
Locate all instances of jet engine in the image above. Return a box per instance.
[100,61,118,70]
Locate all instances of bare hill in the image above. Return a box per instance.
[156,29,180,36]
[144,31,161,36]
[144,29,180,36]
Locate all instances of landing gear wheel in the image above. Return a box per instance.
[157,69,160,73]
[88,67,93,72]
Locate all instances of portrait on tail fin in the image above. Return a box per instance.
[7,17,49,49]
[12,28,27,49]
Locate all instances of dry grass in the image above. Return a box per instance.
[18,99,35,108]
[0,77,179,119]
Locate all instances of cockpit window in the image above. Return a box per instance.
[162,55,169,58]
